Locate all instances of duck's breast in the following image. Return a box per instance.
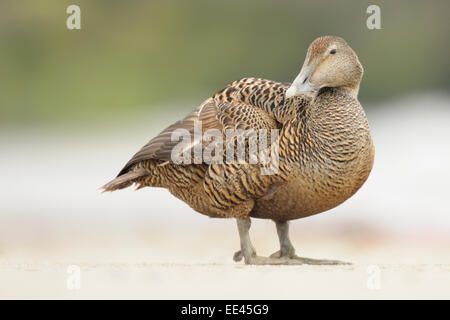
[251,128,374,221]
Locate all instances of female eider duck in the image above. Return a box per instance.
[103,36,375,265]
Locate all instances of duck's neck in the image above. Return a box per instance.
[342,83,360,99]
[315,85,359,101]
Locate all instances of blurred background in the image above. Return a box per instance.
[0,0,449,298]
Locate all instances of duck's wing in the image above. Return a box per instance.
[117,98,221,175]
[117,78,295,176]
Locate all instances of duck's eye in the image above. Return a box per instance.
[330,49,337,54]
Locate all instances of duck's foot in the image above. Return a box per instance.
[233,252,300,265]
[269,221,351,265]
[235,249,349,265]
[269,252,350,265]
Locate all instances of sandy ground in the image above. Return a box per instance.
[1,222,449,299]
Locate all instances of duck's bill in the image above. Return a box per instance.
[285,67,317,98]
[285,81,316,98]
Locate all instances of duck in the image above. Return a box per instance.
[103,36,375,265]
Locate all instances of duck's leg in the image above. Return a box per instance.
[269,221,296,258]
[233,218,255,263]
[269,221,351,265]
[233,218,293,265]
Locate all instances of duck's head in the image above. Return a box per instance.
[286,36,363,99]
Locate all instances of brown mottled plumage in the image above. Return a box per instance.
[103,36,374,265]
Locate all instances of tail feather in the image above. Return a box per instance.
[101,170,147,192]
